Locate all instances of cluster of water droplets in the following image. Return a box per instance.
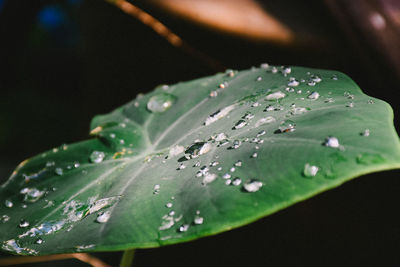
[1,64,379,253]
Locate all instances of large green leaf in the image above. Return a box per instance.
[1,66,400,255]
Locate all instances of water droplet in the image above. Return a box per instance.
[303,163,319,177]
[147,93,175,112]
[194,161,201,167]
[223,173,231,179]
[19,220,66,239]
[243,179,263,192]
[166,202,173,208]
[311,75,322,83]
[196,166,209,177]
[214,133,228,142]
[5,200,13,208]
[35,238,44,244]
[278,120,296,133]
[74,162,80,168]
[307,81,316,86]
[263,105,274,113]
[344,92,354,99]
[218,140,230,147]
[202,173,217,185]
[179,224,189,232]
[90,151,105,163]
[288,78,299,87]
[96,211,111,223]
[271,66,278,73]
[233,120,247,129]
[169,211,175,216]
[324,98,334,103]
[368,99,375,104]
[260,63,269,69]
[177,163,186,170]
[281,66,291,75]
[361,129,370,137]
[20,188,46,203]
[184,142,212,159]
[19,219,30,228]
[87,196,120,215]
[252,102,261,107]
[265,91,286,100]
[153,184,161,194]
[2,239,37,255]
[218,83,226,89]
[230,167,236,172]
[231,140,241,149]
[347,102,354,108]
[193,215,204,225]
[46,161,55,167]
[331,75,338,80]
[75,244,95,252]
[243,112,255,120]
[210,161,219,167]
[256,76,262,81]
[234,160,242,167]
[109,133,116,139]
[159,216,175,230]
[255,116,275,127]
[225,179,232,185]
[1,215,10,223]
[308,91,320,100]
[257,130,266,137]
[55,167,63,176]
[232,177,242,186]
[226,69,235,77]
[324,136,340,148]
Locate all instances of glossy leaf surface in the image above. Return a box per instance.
[1,66,400,255]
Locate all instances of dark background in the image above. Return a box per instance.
[0,0,399,266]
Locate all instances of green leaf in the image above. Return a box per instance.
[1,66,400,255]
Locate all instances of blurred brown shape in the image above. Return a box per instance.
[326,0,400,79]
[107,0,226,70]
[147,0,294,44]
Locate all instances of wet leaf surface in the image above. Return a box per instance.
[1,65,400,255]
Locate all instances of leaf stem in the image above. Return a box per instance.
[119,249,135,267]
[0,253,110,267]
[105,0,225,71]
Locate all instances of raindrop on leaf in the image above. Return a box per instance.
[243,180,263,192]
[19,220,30,228]
[90,151,105,163]
[4,200,13,208]
[147,93,175,113]
[303,163,319,177]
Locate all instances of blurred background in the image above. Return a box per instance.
[0,0,399,266]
